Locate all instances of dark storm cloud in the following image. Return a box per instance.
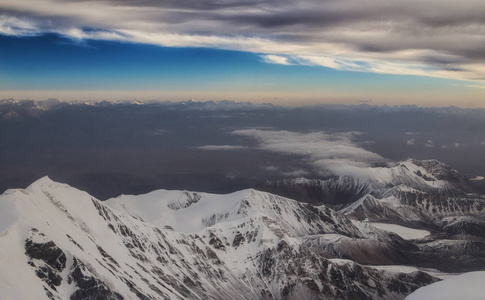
[214,8,374,28]
[1,0,485,81]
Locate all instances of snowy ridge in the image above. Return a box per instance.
[256,159,485,276]
[0,177,438,300]
[258,159,485,238]
[106,189,362,238]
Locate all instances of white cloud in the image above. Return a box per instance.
[282,169,309,177]
[262,165,279,172]
[152,129,170,136]
[0,15,39,36]
[232,129,387,176]
[313,160,382,179]
[262,55,292,65]
[197,145,246,151]
[424,140,435,148]
[406,139,416,145]
[465,84,485,89]
[297,55,363,71]
[226,172,239,179]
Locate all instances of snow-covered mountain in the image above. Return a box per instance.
[0,177,438,300]
[257,159,485,272]
[257,159,484,233]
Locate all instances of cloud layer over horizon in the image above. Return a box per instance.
[1,0,485,83]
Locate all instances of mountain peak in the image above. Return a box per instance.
[29,175,55,186]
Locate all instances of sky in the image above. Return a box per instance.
[1,0,485,107]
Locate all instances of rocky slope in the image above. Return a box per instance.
[0,177,437,300]
[257,159,485,272]
[257,159,484,234]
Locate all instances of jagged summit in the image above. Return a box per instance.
[257,158,476,206]
[106,188,362,238]
[257,158,485,251]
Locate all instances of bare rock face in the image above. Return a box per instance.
[25,229,66,295]
[68,258,123,300]
[256,176,372,208]
[26,236,66,272]
[257,243,436,300]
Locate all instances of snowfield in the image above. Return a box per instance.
[405,272,485,300]
[367,223,430,240]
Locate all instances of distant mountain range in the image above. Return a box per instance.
[1,158,484,299]
[2,98,485,120]
[0,99,276,120]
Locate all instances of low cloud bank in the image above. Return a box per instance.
[232,129,388,177]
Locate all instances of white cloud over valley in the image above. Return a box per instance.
[407,139,416,145]
[232,129,388,177]
[198,145,247,151]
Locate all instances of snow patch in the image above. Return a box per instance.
[405,271,485,300]
[367,222,430,240]
[106,189,252,233]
